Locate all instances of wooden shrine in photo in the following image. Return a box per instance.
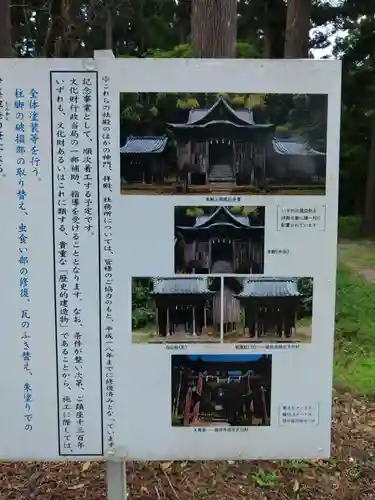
[171,356,271,427]
[175,206,264,274]
[120,135,170,184]
[168,95,325,187]
[151,277,221,337]
[223,277,302,340]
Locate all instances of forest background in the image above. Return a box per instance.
[1,0,375,234]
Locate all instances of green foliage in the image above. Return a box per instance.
[297,277,314,316]
[248,469,277,488]
[132,278,156,329]
[186,207,205,217]
[149,41,260,59]
[149,44,192,58]
[334,266,375,396]
[332,12,375,217]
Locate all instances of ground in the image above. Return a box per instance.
[2,216,375,499]
[132,326,221,343]
[121,182,325,196]
[223,317,312,343]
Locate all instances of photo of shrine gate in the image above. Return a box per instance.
[119,92,327,196]
[174,205,265,275]
[222,277,313,343]
[131,277,222,344]
[171,354,272,427]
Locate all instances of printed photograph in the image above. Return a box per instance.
[131,277,222,343]
[171,354,272,427]
[174,205,265,275]
[222,277,313,343]
[119,92,327,196]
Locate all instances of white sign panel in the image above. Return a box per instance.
[0,57,341,461]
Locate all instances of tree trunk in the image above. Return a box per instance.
[0,0,13,57]
[362,118,375,236]
[191,0,237,58]
[284,0,311,58]
[105,0,114,50]
[263,0,286,58]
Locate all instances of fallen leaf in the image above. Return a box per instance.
[293,479,300,492]
[160,462,173,471]
[68,483,86,490]
[82,461,91,472]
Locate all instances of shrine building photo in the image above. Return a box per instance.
[131,277,222,344]
[174,205,265,275]
[119,92,327,196]
[222,277,313,344]
[171,354,272,428]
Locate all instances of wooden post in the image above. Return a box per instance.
[175,370,183,416]
[196,374,203,419]
[260,387,269,425]
[155,306,159,336]
[166,307,170,337]
[184,387,192,425]
[208,238,212,272]
[205,140,209,183]
[192,240,197,272]
[232,239,236,272]
[192,305,196,336]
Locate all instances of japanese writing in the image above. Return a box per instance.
[15,88,33,432]
[54,78,72,452]
[206,196,241,203]
[193,427,249,433]
[99,75,116,450]
[277,205,326,231]
[279,404,319,426]
[267,248,290,255]
[29,89,40,177]
[235,343,300,350]
[165,344,188,351]
[51,72,102,457]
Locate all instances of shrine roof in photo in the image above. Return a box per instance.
[272,138,325,156]
[120,135,168,154]
[234,277,300,298]
[176,206,263,231]
[168,96,274,130]
[152,277,214,295]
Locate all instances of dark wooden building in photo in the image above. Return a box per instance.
[171,355,272,427]
[268,138,326,184]
[120,136,169,184]
[151,277,221,337]
[226,277,302,340]
[175,206,264,274]
[168,96,275,186]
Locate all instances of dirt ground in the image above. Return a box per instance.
[1,391,374,500]
[2,240,373,499]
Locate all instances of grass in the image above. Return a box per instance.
[334,216,375,397]
[334,267,375,396]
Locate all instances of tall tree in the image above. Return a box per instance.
[284,0,311,58]
[0,0,13,57]
[363,118,375,235]
[190,0,237,58]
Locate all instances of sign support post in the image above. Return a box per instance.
[95,48,126,499]
[106,455,128,500]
